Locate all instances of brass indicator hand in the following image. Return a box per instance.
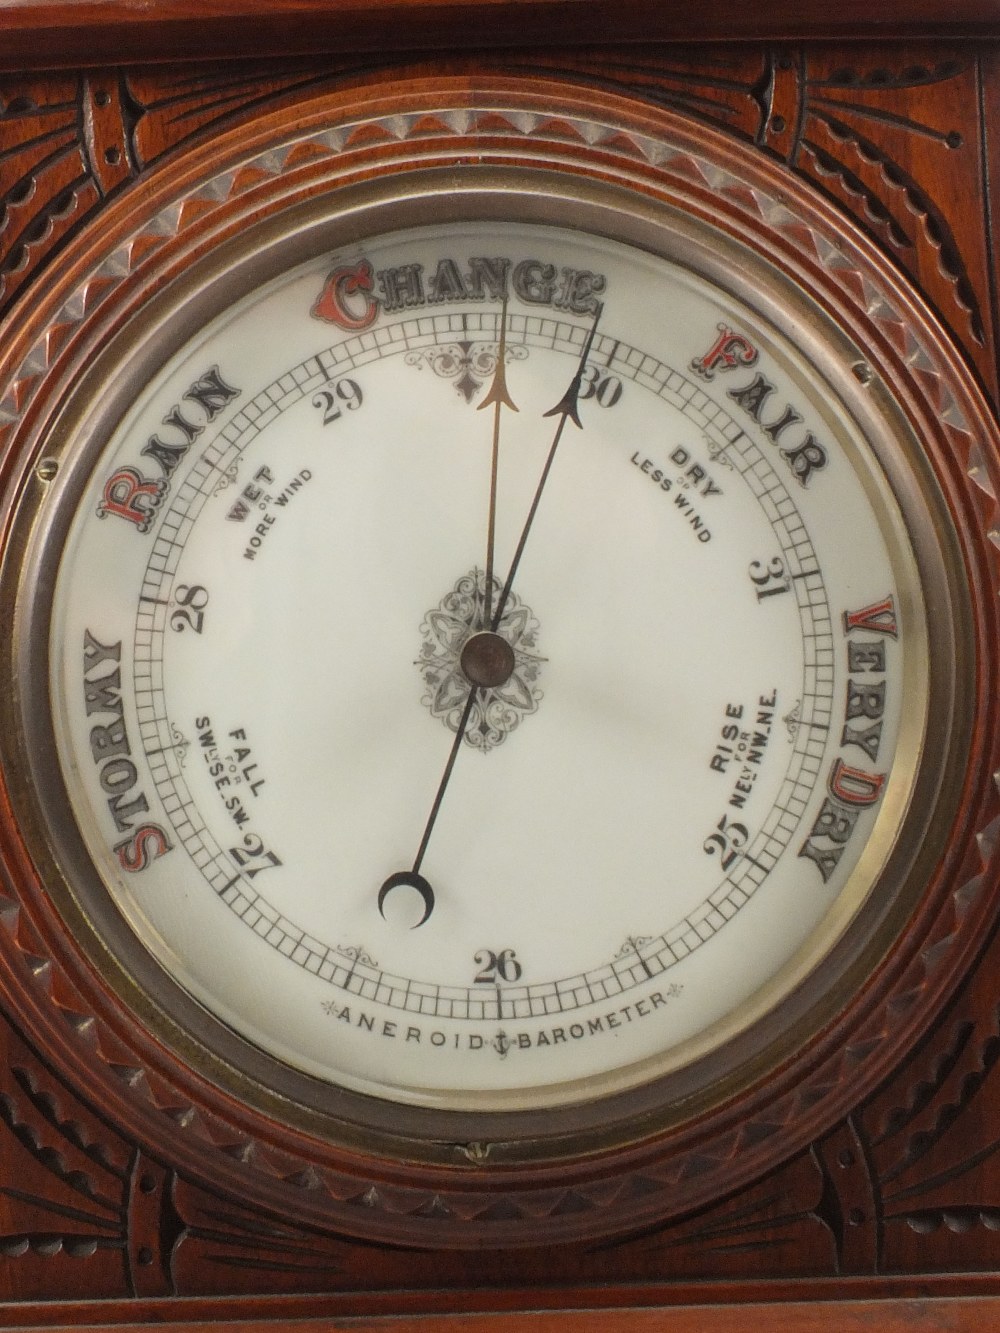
[477,292,518,629]
[378,302,518,929]
[379,302,602,928]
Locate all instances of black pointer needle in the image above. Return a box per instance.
[491,301,603,631]
[378,683,479,929]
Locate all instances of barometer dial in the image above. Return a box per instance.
[30,215,934,1114]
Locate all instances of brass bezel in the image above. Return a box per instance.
[0,160,973,1166]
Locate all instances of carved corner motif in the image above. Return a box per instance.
[0,79,98,316]
[0,1020,131,1299]
[861,929,1000,1274]
[0,63,374,323]
[772,53,992,386]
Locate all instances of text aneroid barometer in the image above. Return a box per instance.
[0,97,975,1222]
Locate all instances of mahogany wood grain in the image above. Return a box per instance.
[6,1295,1000,1330]
[985,48,1000,390]
[2,0,1000,71]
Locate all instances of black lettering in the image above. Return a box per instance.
[848,640,887,673]
[761,403,803,443]
[846,680,886,720]
[89,718,129,762]
[141,432,193,478]
[84,668,123,717]
[781,433,828,485]
[161,406,202,444]
[467,256,510,301]
[728,374,828,485]
[810,796,860,845]
[728,372,776,421]
[107,789,149,833]
[799,837,844,882]
[512,259,557,305]
[99,757,137,793]
[428,258,469,302]
[841,718,884,761]
[553,266,606,315]
[83,631,121,675]
[184,366,240,420]
[376,264,425,312]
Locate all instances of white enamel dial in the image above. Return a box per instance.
[44,218,925,1111]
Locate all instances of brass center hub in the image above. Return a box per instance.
[460,631,516,689]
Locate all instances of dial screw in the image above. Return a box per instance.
[852,361,874,386]
[35,458,59,482]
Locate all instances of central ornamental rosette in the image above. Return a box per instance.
[417,569,544,751]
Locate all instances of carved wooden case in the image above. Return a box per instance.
[1,20,1000,1330]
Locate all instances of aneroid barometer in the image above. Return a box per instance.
[0,81,993,1247]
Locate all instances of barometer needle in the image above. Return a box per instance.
[477,293,518,627]
[377,686,478,929]
[413,687,479,876]
[492,301,603,630]
[379,300,603,928]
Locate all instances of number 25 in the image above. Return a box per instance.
[703,815,749,870]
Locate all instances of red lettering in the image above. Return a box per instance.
[114,823,171,873]
[828,758,886,807]
[311,259,379,330]
[843,596,898,638]
[690,323,759,380]
[96,467,167,532]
